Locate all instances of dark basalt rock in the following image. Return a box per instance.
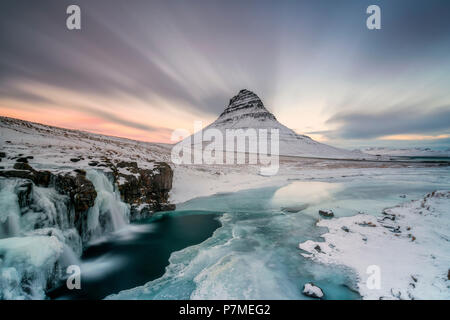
[0,168,52,187]
[117,161,138,169]
[114,161,175,221]
[0,169,34,180]
[34,170,52,187]
[16,157,29,163]
[0,166,52,187]
[0,152,6,158]
[55,173,97,214]
[13,162,33,171]
[319,209,334,217]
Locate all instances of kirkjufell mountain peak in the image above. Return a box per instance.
[217,89,277,124]
[196,89,368,159]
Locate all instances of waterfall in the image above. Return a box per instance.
[0,179,22,239]
[83,170,130,242]
[0,170,131,299]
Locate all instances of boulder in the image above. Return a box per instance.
[13,162,33,171]
[319,209,334,217]
[16,157,29,163]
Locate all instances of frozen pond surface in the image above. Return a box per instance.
[106,167,449,300]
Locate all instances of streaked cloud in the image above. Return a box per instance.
[314,106,450,140]
[0,0,449,147]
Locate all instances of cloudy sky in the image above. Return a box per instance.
[1,0,449,149]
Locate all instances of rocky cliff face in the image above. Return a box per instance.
[111,161,175,221]
[0,156,175,241]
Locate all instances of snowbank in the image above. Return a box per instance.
[299,191,450,300]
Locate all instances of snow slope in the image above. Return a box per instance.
[0,116,170,174]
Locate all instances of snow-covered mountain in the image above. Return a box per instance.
[188,89,368,159]
[362,147,450,158]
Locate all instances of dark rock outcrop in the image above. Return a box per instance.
[6,161,51,187]
[54,172,97,214]
[0,167,52,187]
[16,157,29,163]
[1,159,175,232]
[319,209,334,217]
[113,161,175,221]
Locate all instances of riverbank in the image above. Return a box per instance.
[299,190,450,300]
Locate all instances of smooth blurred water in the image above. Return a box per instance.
[49,213,221,299]
[108,167,449,300]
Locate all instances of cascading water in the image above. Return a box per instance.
[0,179,22,239]
[84,170,129,242]
[0,170,131,299]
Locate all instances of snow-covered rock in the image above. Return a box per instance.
[302,282,324,299]
[318,209,334,217]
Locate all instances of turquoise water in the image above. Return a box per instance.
[109,167,450,300]
[50,213,221,299]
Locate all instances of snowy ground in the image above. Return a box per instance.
[0,116,170,176]
[299,191,450,300]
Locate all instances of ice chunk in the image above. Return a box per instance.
[0,235,65,299]
[302,282,324,298]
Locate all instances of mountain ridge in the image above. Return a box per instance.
[197,89,369,159]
